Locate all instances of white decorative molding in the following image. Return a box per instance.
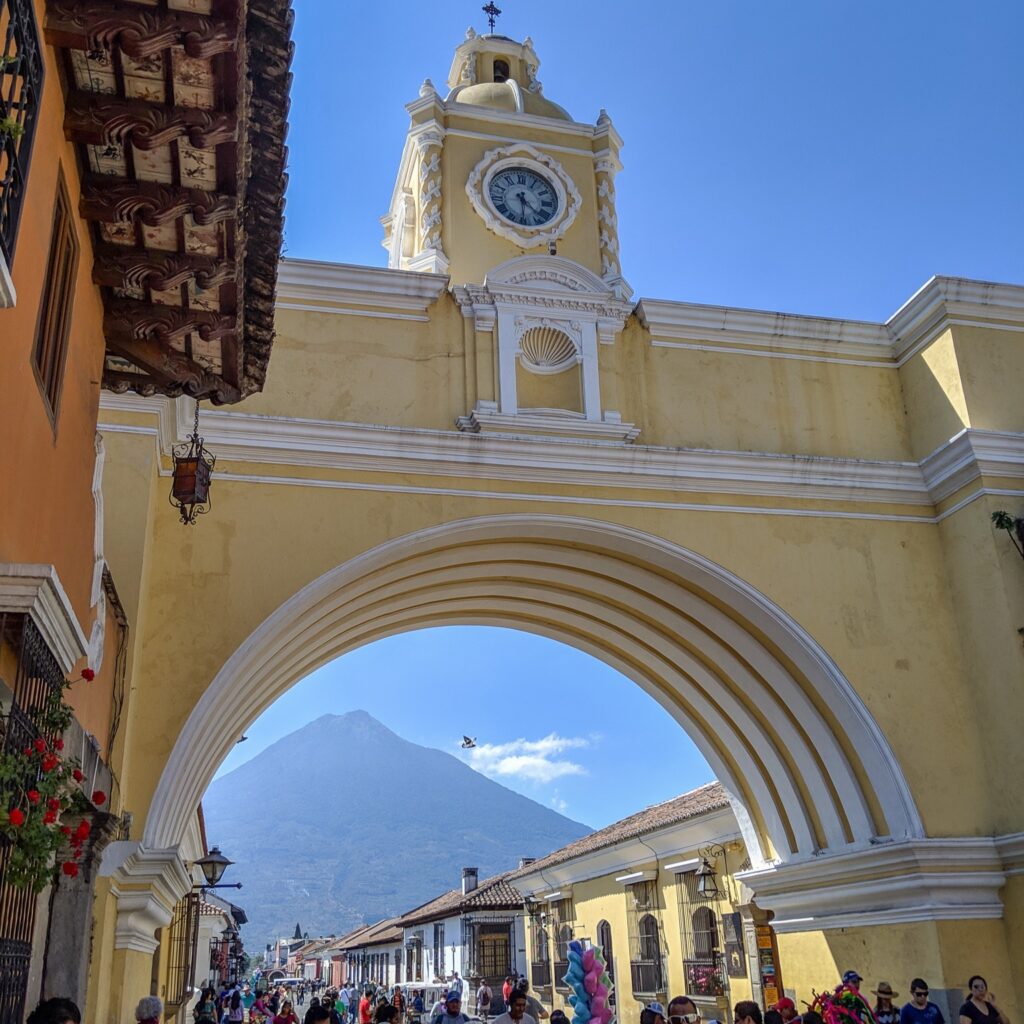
[466,143,582,248]
[87,433,107,672]
[919,428,1024,503]
[516,319,581,374]
[739,837,1009,932]
[0,251,15,308]
[639,275,1024,368]
[0,564,88,672]
[996,832,1024,876]
[457,404,640,443]
[276,259,448,315]
[100,842,192,953]
[97,397,1023,521]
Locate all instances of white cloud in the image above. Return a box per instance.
[550,794,569,814]
[466,733,589,784]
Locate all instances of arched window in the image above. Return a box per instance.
[692,906,719,958]
[638,913,660,961]
[493,58,510,82]
[596,920,615,1004]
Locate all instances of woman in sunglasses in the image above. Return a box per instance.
[959,977,1009,1024]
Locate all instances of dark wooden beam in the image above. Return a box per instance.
[105,298,236,344]
[45,0,238,60]
[79,176,236,227]
[64,92,236,151]
[92,245,235,292]
[104,335,240,405]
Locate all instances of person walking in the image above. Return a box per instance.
[513,984,547,1022]
[476,981,493,1023]
[960,977,1009,1024]
[359,991,374,1024]
[450,975,464,999]
[871,984,899,1024]
[735,1004,763,1024]
[901,981,945,1024]
[501,980,514,1008]
[195,989,220,1024]
[492,991,536,1024]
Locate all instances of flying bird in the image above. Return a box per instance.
[461,736,477,749]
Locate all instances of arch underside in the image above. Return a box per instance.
[144,516,922,865]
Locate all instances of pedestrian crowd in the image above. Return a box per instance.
[635,970,1011,1024]
[19,966,1012,1024]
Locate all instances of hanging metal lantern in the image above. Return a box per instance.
[170,402,215,524]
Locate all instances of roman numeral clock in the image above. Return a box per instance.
[466,142,582,248]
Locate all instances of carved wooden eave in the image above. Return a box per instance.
[45,0,293,405]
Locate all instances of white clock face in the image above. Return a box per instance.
[488,166,560,227]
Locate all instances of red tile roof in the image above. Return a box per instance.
[508,782,730,878]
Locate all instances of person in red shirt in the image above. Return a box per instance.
[359,994,373,1024]
[274,1001,300,1024]
[502,980,513,1006]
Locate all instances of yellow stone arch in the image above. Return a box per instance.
[142,514,921,866]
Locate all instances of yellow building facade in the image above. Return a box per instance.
[87,25,1024,1024]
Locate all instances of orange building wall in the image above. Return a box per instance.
[0,3,118,741]
[0,0,105,637]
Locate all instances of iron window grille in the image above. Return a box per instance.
[626,881,665,998]
[529,918,550,990]
[432,921,445,980]
[0,614,64,1024]
[462,916,516,981]
[550,897,575,992]
[164,893,201,1015]
[0,0,44,268]
[674,871,727,998]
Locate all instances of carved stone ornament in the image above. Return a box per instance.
[465,143,582,248]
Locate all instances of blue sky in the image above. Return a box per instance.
[212,627,713,829]
[283,0,1023,318]
[211,4,1023,828]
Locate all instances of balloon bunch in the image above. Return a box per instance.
[563,939,614,1024]
[810,985,878,1024]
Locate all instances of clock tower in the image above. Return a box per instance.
[382,27,631,300]
[382,27,636,442]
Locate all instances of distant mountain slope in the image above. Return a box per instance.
[202,711,591,946]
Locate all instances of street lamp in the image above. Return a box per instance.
[170,402,215,525]
[193,846,243,891]
[695,844,726,900]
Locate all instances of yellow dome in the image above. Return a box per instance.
[449,80,573,122]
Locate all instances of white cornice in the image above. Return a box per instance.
[638,275,1024,367]
[637,298,892,364]
[888,276,1024,360]
[276,259,448,314]
[995,832,1024,876]
[0,563,88,672]
[920,428,1024,503]
[739,836,1009,933]
[97,397,1023,516]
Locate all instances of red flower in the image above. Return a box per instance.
[22,746,31,756]
[7,809,25,828]
[34,738,47,753]
[72,769,84,782]
[47,797,60,812]
[74,820,91,841]
[60,826,72,837]
[81,668,95,681]
[26,790,40,805]
[54,739,64,751]
[91,790,106,806]
[41,754,59,772]
[61,861,79,878]
[43,810,57,824]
